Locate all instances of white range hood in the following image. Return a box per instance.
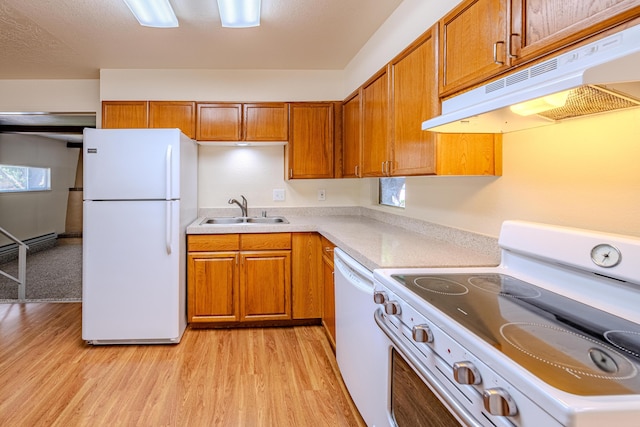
[422,24,640,134]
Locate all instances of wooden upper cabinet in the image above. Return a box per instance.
[435,133,502,176]
[101,101,148,129]
[439,0,510,97]
[243,103,288,141]
[390,25,439,176]
[440,0,640,96]
[286,103,335,179]
[196,103,242,141]
[197,102,288,142]
[361,68,390,177]
[342,90,362,178]
[148,101,196,139]
[510,0,640,65]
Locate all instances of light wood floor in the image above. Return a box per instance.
[0,303,365,427]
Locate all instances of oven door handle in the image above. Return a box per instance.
[374,309,484,427]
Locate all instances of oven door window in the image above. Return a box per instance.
[391,349,461,427]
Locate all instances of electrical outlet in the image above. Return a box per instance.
[273,189,285,201]
[318,189,326,201]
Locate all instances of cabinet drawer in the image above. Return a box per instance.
[188,234,240,252]
[241,233,291,250]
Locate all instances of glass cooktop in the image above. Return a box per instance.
[392,273,640,396]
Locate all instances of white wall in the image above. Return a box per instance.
[0,134,79,244]
[198,145,362,208]
[0,79,99,112]
[100,69,345,102]
[364,109,640,237]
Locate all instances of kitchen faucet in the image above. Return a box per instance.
[228,195,248,217]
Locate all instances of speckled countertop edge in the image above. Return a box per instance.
[187,207,500,271]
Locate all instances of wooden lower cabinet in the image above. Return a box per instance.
[187,233,292,324]
[188,251,240,322]
[240,251,291,321]
[321,236,337,348]
[291,233,323,319]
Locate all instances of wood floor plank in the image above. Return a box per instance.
[0,303,364,427]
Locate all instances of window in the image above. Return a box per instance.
[379,177,405,208]
[0,164,51,193]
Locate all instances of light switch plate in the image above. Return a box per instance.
[273,189,285,201]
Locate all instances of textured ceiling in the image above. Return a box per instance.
[0,0,403,79]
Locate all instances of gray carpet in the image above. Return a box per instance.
[0,243,82,302]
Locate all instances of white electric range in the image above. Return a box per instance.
[373,220,640,427]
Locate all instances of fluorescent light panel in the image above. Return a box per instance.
[123,0,179,28]
[217,0,261,28]
[510,90,570,116]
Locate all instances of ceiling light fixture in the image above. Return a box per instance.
[217,0,261,28]
[123,0,179,28]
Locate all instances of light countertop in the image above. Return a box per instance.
[187,207,500,271]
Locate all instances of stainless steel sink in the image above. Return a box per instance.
[200,216,289,225]
[245,217,288,224]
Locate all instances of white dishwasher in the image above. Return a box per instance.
[334,248,391,427]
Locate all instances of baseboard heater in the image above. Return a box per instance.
[0,232,57,263]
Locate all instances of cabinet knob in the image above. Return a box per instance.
[373,291,388,305]
[384,301,401,315]
[412,324,433,343]
[483,388,517,417]
[453,361,481,385]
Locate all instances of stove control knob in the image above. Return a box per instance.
[384,301,401,315]
[373,291,388,305]
[483,388,517,417]
[412,324,433,343]
[453,361,481,385]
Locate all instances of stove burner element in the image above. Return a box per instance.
[501,322,638,380]
[468,274,541,299]
[604,331,640,359]
[413,277,469,295]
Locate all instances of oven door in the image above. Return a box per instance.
[375,309,490,427]
[391,348,465,427]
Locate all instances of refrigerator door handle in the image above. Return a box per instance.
[165,145,172,201]
[165,201,172,255]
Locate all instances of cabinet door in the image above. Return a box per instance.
[196,103,242,141]
[511,0,640,65]
[291,233,323,319]
[435,133,502,176]
[342,90,362,178]
[287,103,334,179]
[439,0,509,97]
[240,251,291,321]
[187,252,239,322]
[243,103,289,141]
[102,101,148,129]
[390,25,438,176]
[149,101,196,139]
[361,69,390,177]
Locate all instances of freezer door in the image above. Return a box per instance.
[82,199,184,342]
[83,128,183,201]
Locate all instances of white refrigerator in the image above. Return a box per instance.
[82,128,197,344]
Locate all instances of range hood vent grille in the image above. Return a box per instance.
[537,85,640,121]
